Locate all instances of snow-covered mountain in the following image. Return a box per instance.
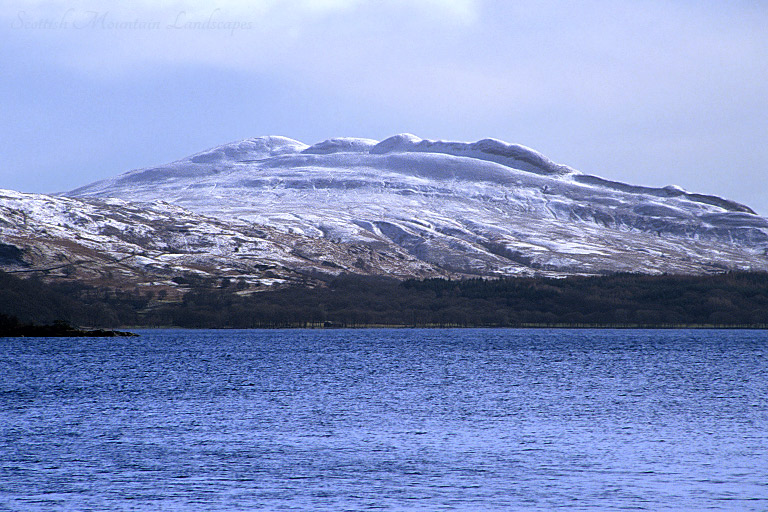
[3,134,768,290]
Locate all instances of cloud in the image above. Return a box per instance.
[1,0,477,25]
[1,0,481,78]
[3,0,764,123]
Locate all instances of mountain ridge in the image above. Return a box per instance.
[69,134,756,215]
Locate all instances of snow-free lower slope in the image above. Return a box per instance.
[66,134,768,277]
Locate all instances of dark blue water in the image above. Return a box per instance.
[1,329,767,511]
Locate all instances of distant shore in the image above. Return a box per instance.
[4,270,768,333]
[0,319,137,338]
[121,323,768,330]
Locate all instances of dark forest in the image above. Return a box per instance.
[2,270,768,331]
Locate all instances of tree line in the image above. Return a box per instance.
[2,270,768,330]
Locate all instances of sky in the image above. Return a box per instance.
[1,0,767,214]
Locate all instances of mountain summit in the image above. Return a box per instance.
[2,135,767,290]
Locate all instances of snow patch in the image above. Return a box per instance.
[302,137,378,155]
[188,136,307,164]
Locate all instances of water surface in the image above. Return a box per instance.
[1,329,767,510]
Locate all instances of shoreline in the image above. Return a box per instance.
[115,323,768,331]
